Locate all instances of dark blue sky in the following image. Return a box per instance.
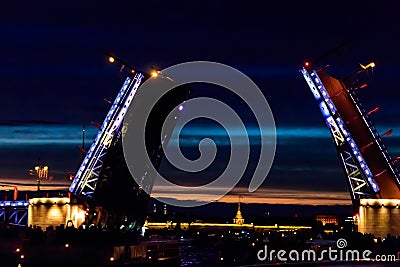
[1,1,400,204]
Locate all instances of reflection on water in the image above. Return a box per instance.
[180,241,222,267]
[179,239,399,267]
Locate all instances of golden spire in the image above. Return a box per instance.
[233,195,244,225]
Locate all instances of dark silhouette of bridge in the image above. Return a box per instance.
[67,68,190,231]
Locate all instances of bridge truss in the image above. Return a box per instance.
[68,67,190,228]
[301,66,400,202]
[0,201,29,226]
[69,73,144,197]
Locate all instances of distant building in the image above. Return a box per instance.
[316,215,338,226]
[28,197,85,229]
[233,197,244,225]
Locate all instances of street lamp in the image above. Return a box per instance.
[105,53,136,74]
[150,67,174,81]
[33,165,49,192]
[151,70,159,78]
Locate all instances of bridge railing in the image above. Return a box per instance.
[346,85,400,184]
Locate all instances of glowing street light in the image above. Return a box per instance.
[151,70,159,78]
[150,67,174,81]
[106,53,138,75]
[360,62,376,70]
[32,165,49,192]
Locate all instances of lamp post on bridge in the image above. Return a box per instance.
[30,165,49,192]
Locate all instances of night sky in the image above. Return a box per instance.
[1,1,400,205]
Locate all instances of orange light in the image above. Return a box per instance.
[16,248,20,253]
[304,62,310,67]
[151,71,158,78]
[110,257,115,262]
[131,69,135,74]
[370,62,375,68]
[65,243,70,248]
[108,56,115,63]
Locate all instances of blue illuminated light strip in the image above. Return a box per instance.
[309,70,379,192]
[301,68,380,193]
[69,73,144,194]
[69,77,132,192]
[0,201,29,207]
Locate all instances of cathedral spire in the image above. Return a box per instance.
[233,195,244,225]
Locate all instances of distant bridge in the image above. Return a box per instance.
[0,201,29,226]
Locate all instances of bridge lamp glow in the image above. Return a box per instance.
[360,62,376,70]
[108,56,115,63]
[151,70,158,78]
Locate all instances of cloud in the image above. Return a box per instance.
[2,123,396,206]
[0,125,97,146]
[0,177,70,191]
[151,184,351,206]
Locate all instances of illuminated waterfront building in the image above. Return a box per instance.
[315,215,338,226]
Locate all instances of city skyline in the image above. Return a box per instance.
[2,1,400,206]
